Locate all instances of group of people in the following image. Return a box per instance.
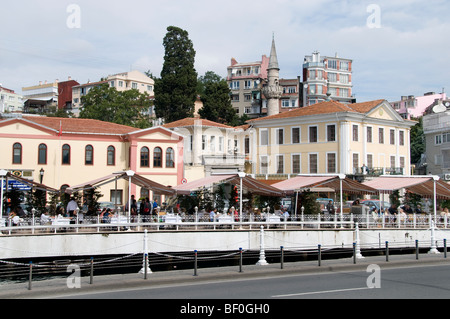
[8,206,25,226]
[207,206,290,222]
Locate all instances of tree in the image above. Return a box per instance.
[26,189,47,215]
[154,26,198,123]
[410,117,424,164]
[198,71,250,126]
[199,79,237,125]
[79,83,152,128]
[197,71,222,96]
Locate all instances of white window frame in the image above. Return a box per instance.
[326,152,337,174]
[260,129,269,146]
[326,124,336,142]
[291,127,301,144]
[308,153,319,174]
[276,154,284,174]
[308,125,318,143]
[291,153,301,174]
[276,128,284,145]
[260,155,269,174]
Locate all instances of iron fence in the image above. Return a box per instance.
[1,212,448,235]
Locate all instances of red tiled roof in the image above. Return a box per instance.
[22,116,136,135]
[248,99,386,122]
[163,117,233,129]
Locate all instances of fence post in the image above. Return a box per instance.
[28,261,33,290]
[416,240,419,260]
[444,239,447,258]
[239,248,243,273]
[256,226,268,266]
[429,220,440,254]
[318,244,322,266]
[90,257,94,284]
[139,229,152,275]
[385,241,389,262]
[280,246,284,269]
[194,250,198,276]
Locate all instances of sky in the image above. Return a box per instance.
[1,0,449,103]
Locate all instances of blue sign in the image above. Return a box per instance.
[2,180,32,191]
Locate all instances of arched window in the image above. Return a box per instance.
[13,143,22,164]
[62,144,71,165]
[141,147,149,167]
[85,145,94,165]
[38,144,47,165]
[166,147,175,168]
[107,146,115,166]
[153,147,162,167]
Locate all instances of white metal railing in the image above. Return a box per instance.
[0,212,448,235]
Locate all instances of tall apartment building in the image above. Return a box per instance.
[0,86,23,112]
[227,55,269,118]
[302,51,353,106]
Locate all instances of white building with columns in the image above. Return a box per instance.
[163,117,249,181]
[247,99,416,179]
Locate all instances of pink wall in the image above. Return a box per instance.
[396,92,446,118]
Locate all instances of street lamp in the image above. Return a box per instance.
[39,168,44,184]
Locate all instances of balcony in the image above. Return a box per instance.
[303,62,325,68]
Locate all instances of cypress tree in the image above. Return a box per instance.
[154,26,198,123]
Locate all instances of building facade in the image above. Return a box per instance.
[423,99,450,180]
[0,115,184,205]
[22,80,59,112]
[302,51,353,106]
[72,70,154,114]
[163,117,248,181]
[0,86,23,113]
[390,91,447,119]
[247,99,415,180]
[227,55,268,117]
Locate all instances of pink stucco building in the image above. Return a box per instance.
[390,91,447,119]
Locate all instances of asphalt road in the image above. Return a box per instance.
[55,263,450,300]
[3,253,450,304]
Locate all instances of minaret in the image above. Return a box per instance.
[263,35,283,117]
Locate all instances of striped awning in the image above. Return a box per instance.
[272,174,376,195]
[173,174,283,197]
[66,172,175,196]
[363,176,450,199]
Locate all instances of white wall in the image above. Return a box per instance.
[1,228,447,260]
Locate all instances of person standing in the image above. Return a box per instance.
[67,197,78,217]
[326,200,335,214]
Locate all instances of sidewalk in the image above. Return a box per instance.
[1,252,448,299]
